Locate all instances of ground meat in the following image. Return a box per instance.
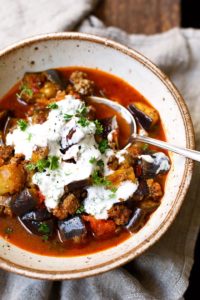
[28,105,49,124]
[147,179,163,200]
[127,143,142,157]
[107,155,119,171]
[52,194,80,220]
[0,145,14,162]
[69,71,94,96]
[10,153,25,164]
[3,206,13,217]
[31,146,49,163]
[108,204,132,225]
[0,163,26,196]
[0,199,13,217]
[139,200,159,211]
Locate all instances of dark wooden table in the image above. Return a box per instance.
[94,1,199,299]
[95,0,180,34]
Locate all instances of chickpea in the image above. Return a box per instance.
[40,82,57,98]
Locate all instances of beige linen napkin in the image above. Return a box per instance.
[0,1,200,299]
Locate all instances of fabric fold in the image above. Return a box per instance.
[0,1,200,300]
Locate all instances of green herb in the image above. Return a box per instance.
[47,102,58,109]
[17,119,28,131]
[76,205,85,214]
[109,193,116,199]
[64,104,88,123]
[26,156,59,173]
[97,159,104,167]
[42,235,49,242]
[38,223,50,235]
[4,227,13,234]
[78,116,90,127]
[89,157,97,164]
[16,84,33,98]
[98,139,109,154]
[91,170,111,187]
[77,104,87,117]
[27,133,32,141]
[36,158,49,172]
[47,156,59,170]
[26,163,36,171]
[111,187,117,193]
[142,143,149,151]
[64,114,73,121]
[94,120,103,135]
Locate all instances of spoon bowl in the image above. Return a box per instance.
[88,96,200,162]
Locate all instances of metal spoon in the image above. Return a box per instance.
[88,96,200,162]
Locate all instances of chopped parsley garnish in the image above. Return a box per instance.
[27,133,32,141]
[64,114,73,121]
[38,223,50,235]
[142,143,149,151]
[76,205,85,214]
[17,119,28,131]
[26,163,36,171]
[36,158,49,172]
[77,104,87,117]
[4,227,13,235]
[109,193,116,199]
[94,120,103,135]
[89,157,97,164]
[78,116,90,127]
[64,104,88,123]
[26,156,59,172]
[98,139,109,154]
[42,235,49,242]
[48,156,59,170]
[91,170,111,187]
[47,102,58,109]
[97,159,104,167]
[16,84,33,98]
[111,187,117,193]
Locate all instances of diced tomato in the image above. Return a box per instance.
[37,190,46,204]
[83,215,116,238]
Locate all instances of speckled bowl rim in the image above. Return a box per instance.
[0,32,195,280]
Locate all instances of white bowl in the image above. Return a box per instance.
[0,32,194,279]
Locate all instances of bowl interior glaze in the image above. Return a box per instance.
[0,33,194,279]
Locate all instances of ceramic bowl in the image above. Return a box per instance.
[0,33,194,279]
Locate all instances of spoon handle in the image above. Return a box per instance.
[132,134,200,162]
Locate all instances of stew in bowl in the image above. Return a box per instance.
[0,67,170,256]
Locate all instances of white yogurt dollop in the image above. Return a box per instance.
[6,95,139,217]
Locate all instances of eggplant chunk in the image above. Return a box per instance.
[131,180,149,202]
[19,218,54,236]
[100,116,118,138]
[140,152,170,177]
[128,104,152,131]
[11,188,37,216]
[65,179,90,193]
[126,207,145,232]
[45,69,65,90]
[0,164,26,196]
[58,216,87,242]
[20,208,52,222]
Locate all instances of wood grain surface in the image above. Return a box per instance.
[95,0,180,34]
